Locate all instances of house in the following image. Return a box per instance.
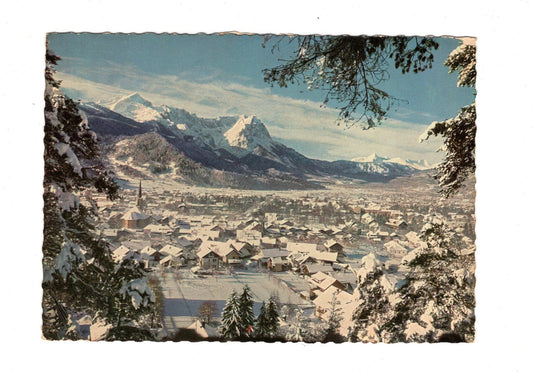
[122,206,150,229]
[236,229,262,242]
[331,271,357,293]
[112,245,141,263]
[267,256,291,272]
[143,223,173,236]
[197,241,242,268]
[385,219,408,229]
[309,250,338,265]
[229,240,253,258]
[140,246,164,267]
[254,248,290,267]
[197,248,221,269]
[288,251,312,270]
[324,239,344,253]
[159,244,183,258]
[384,240,408,258]
[308,271,346,294]
[159,254,184,268]
[301,263,334,276]
[260,237,277,249]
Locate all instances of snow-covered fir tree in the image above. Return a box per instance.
[254,302,271,338]
[255,296,280,339]
[327,292,343,333]
[385,220,475,342]
[238,285,255,335]
[220,290,242,339]
[42,48,155,340]
[265,296,280,337]
[350,253,396,342]
[286,308,309,342]
[419,43,476,198]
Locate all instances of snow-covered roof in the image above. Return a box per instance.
[261,237,277,245]
[140,246,158,257]
[286,242,318,253]
[384,240,408,252]
[122,206,149,221]
[324,239,343,248]
[260,248,290,258]
[198,241,235,258]
[309,251,338,263]
[159,244,183,257]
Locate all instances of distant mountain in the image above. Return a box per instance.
[79,93,432,189]
[107,132,320,190]
[351,153,435,171]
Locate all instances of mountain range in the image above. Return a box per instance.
[80,92,434,190]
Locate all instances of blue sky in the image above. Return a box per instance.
[47,33,475,162]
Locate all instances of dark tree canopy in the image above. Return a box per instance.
[263,35,439,129]
[42,48,154,340]
[420,44,476,198]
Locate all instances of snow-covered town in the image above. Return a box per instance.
[80,175,476,342]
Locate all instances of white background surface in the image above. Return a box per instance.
[1,1,531,371]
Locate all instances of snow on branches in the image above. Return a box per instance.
[119,278,155,310]
[420,42,476,198]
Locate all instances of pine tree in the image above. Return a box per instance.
[265,296,280,336]
[238,285,255,334]
[286,308,309,342]
[419,44,476,198]
[350,253,396,343]
[385,221,475,342]
[254,302,270,338]
[42,47,154,340]
[220,290,242,339]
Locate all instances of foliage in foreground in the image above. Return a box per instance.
[42,48,155,340]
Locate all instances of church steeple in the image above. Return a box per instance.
[136,178,143,207]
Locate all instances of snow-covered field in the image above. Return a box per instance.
[159,268,313,333]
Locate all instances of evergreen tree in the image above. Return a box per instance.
[42,47,154,340]
[255,296,280,339]
[286,308,309,342]
[254,302,270,338]
[350,253,395,342]
[385,221,475,342]
[419,43,476,198]
[238,285,255,334]
[265,296,280,336]
[220,290,242,339]
[322,291,346,343]
[326,292,343,334]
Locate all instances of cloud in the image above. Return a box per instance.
[56,60,444,163]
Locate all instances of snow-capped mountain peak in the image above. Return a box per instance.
[224,115,273,150]
[107,93,162,123]
[351,153,386,163]
[351,153,434,170]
